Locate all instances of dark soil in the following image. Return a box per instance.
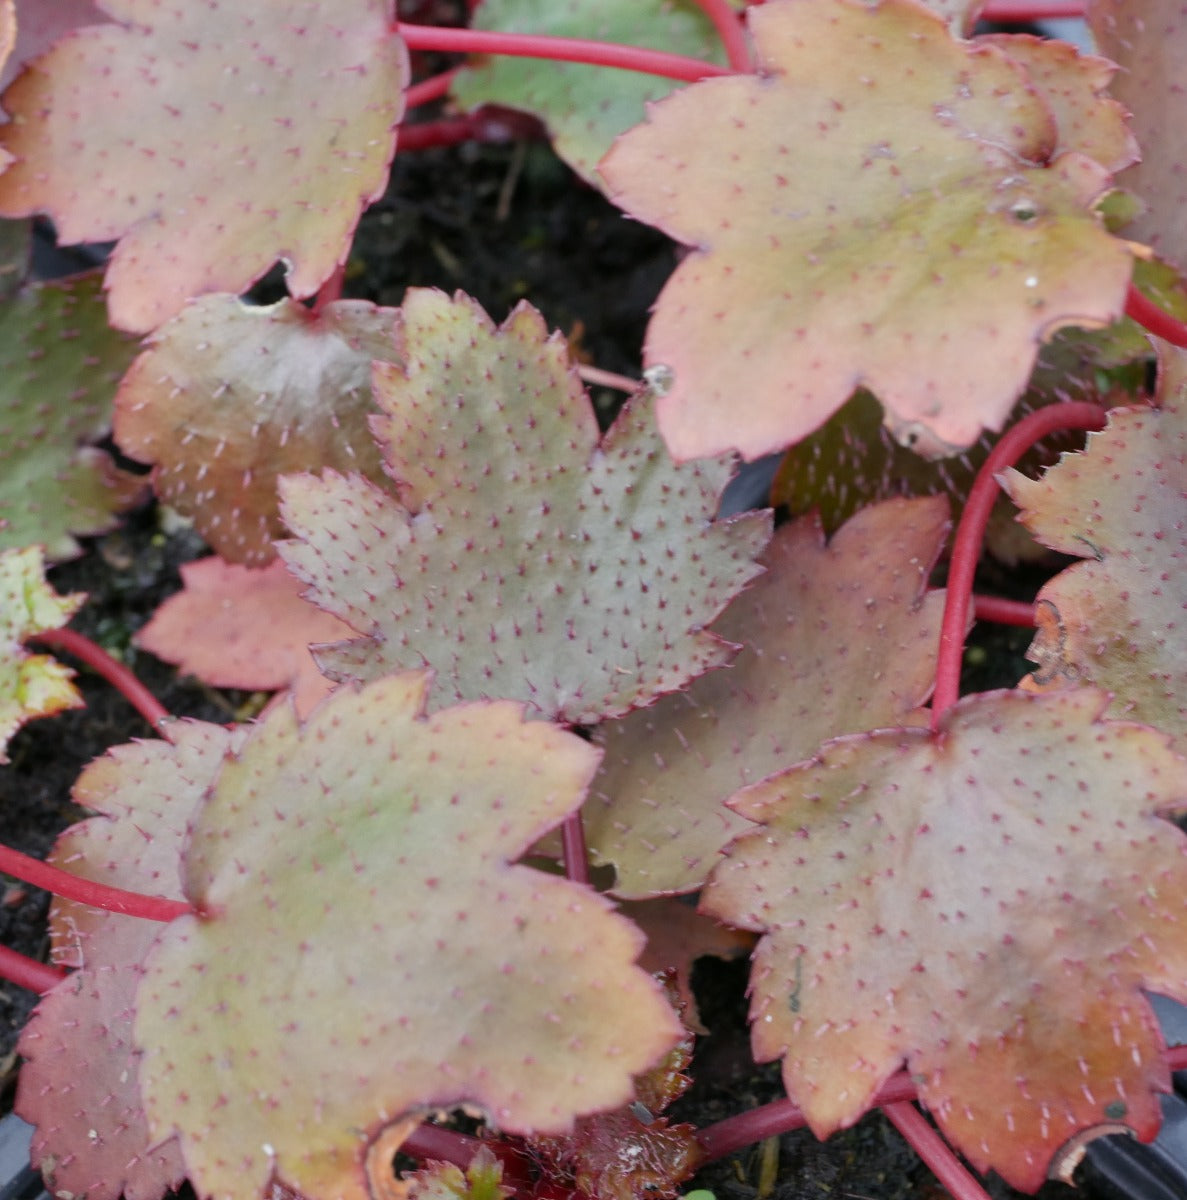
[0,127,1082,1200]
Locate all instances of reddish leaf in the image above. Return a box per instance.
[530,1109,701,1200]
[701,688,1187,1191]
[626,898,753,1034]
[135,673,682,1200]
[599,0,1132,461]
[0,273,143,560]
[1005,347,1187,742]
[18,725,243,1200]
[279,289,770,724]
[1,0,107,94]
[585,497,946,897]
[134,556,353,718]
[982,34,1137,175]
[1091,0,1187,269]
[0,546,83,761]
[114,296,399,564]
[0,0,407,331]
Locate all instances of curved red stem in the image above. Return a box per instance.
[397,23,731,84]
[1125,283,1187,349]
[932,402,1106,726]
[31,627,176,740]
[0,844,191,923]
[0,943,67,994]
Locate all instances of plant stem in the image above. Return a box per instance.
[689,0,752,73]
[312,265,345,315]
[399,111,545,152]
[405,67,461,110]
[31,627,177,741]
[884,1102,993,1200]
[560,811,589,885]
[402,1124,537,1192]
[0,844,191,923]
[696,1073,918,1161]
[931,402,1106,726]
[980,0,1085,16]
[0,943,66,994]
[1125,283,1187,349]
[576,364,639,393]
[971,594,1035,627]
[396,24,731,84]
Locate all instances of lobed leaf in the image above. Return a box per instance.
[0,545,83,760]
[18,724,242,1200]
[134,556,353,717]
[0,0,407,332]
[1091,0,1187,269]
[1005,346,1187,743]
[451,0,729,191]
[279,289,770,724]
[1,0,107,93]
[113,296,398,564]
[585,496,947,897]
[0,272,143,560]
[701,688,1187,1191]
[599,0,1133,461]
[135,672,682,1200]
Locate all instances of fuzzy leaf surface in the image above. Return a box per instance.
[451,0,728,190]
[1,0,107,93]
[586,496,946,897]
[0,0,406,331]
[135,673,682,1200]
[17,724,241,1200]
[1005,349,1187,742]
[1091,0,1187,269]
[114,296,398,564]
[279,290,770,724]
[0,273,143,559]
[0,545,83,760]
[135,556,353,717]
[701,688,1187,1191]
[983,34,1136,175]
[599,0,1132,461]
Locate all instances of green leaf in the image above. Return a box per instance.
[702,688,1187,1191]
[451,0,729,191]
[279,289,770,724]
[135,673,682,1200]
[0,545,84,760]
